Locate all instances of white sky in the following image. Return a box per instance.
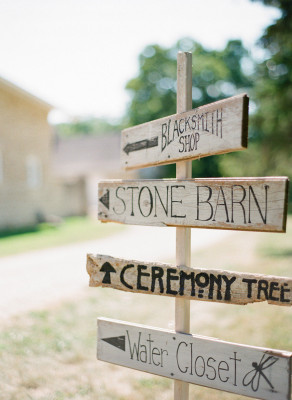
[0,0,280,122]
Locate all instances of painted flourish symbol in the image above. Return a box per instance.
[243,353,278,392]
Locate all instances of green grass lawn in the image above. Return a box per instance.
[0,217,124,257]
[0,218,291,399]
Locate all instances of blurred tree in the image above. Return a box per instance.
[124,38,254,178]
[56,117,120,137]
[220,0,291,209]
[253,0,292,174]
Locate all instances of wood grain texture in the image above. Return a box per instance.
[97,318,292,400]
[121,94,249,170]
[87,254,292,306]
[98,177,289,232]
[175,51,192,360]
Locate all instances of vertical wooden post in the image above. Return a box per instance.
[174,52,192,400]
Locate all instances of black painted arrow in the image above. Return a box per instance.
[102,335,125,351]
[123,137,158,155]
[99,189,109,209]
[100,262,116,284]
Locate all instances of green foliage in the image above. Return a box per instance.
[124,15,291,210]
[56,117,120,137]
[220,0,292,209]
[124,38,254,178]
[0,217,123,257]
[252,0,292,171]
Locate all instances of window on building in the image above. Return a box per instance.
[26,155,42,188]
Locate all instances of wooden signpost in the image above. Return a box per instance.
[88,51,290,400]
[98,318,292,400]
[87,254,292,306]
[98,177,288,233]
[121,93,249,170]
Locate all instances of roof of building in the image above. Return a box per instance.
[52,133,122,177]
[0,76,53,111]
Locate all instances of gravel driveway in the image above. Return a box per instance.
[0,225,231,319]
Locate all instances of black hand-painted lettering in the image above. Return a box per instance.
[127,187,139,216]
[166,268,179,295]
[161,123,167,152]
[222,275,236,301]
[138,186,153,217]
[197,114,204,131]
[248,185,269,224]
[179,136,184,153]
[229,352,241,387]
[208,274,222,300]
[280,283,290,303]
[176,341,188,373]
[179,271,195,296]
[231,185,246,224]
[185,116,191,132]
[218,361,229,383]
[194,356,205,377]
[137,265,150,291]
[195,132,200,149]
[126,330,141,360]
[257,280,269,300]
[195,273,209,289]
[269,281,280,301]
[146,334,154,365]
[179,118,185,134]
[196,186,213,221]
[212,186,229,222]
[173,120,179,138]
[204,112,209,132]
[154,186,169,217]
[171,185,186,218]
[151,266,164,293]
[191,114,196,130]
[113,187,126,215]
[242,278,257,298]
[120,264,134,289]
[206,357,216,381]
[217,108,223,138]
[184,135,190,152]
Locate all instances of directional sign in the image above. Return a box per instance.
[87,254,292,306]
[121,94,249,170]
[100,261,116,284]
[98,318,292,400]
[98,177,289,233]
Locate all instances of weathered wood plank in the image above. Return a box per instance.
[87,254,292,306]
[174,51,192,400]
[98,177,289,232]
[98,318,292,400]
[121,94,249,170]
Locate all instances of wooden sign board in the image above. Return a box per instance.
[98,177,289,233]
[98,318,292,400]
[87,254,292,307]
[121,94,249,170]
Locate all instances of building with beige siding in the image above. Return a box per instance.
[0,77,86,230]
[0,77,137,230]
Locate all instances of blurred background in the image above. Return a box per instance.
[0,0,291,399]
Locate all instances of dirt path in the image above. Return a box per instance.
[0,225,231,319]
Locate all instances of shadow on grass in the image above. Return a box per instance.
[0,223,57,239]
